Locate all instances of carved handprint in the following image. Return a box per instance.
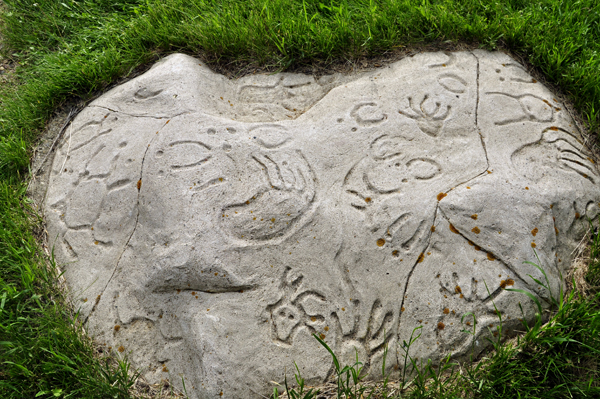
[221,147,316,243]
[512,127,599,184]
[399,95,451,137]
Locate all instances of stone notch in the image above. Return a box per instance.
[42,51,599,398]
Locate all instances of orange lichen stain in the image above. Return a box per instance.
[341,307,346,312]
[549,126,559,131]
[555,226,559,235]
[467,186,471,189]
[392,250,399,257]
[466,321,471,326]
[207,309,210,311]
[531,227,538,236]
[442,64,447,67]
[500,279,515,289]
[324,326,329,332]
[451,310,456,315]
[118,346,125,353]
[472,227,481,234]
[427,252,431,256]
[137,179,142,191]
[487,170,492,174]
[471,214,478,220]
[158,314,162,319]
[444,295,447,298]
[532,79,538,83]
[166,120,170,124]
[365,197,372,203]
[319,334,326,340]
[455,286,462,294]
[191,291,196,295]
[401,307,405,312]
[431,225,436,232]
[487,252,496,261]
[583,174,589,178]
[588,157,596,164]
[176,289,181,294]
[83,298,88,302]
[214,272,218,276]
[437,192,447,201]
[474,245,481,251]
[310,316,317,322]
[114,325,121,331]
[417,253,425,263]
[449,223,459,234]
[377,238,386,247]
[443,308,450,315]
[531,242,536,248]
[94,241,99,245]
[219,392,223,397]
[162,366,169,372]
[575,212,581,219]
[218,177,223,182]
[253,217,256,220]
[437,322,445,330]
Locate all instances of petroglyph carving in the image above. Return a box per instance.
[398,95,451,136]
[39,52,600,399]
[486,92,555,125]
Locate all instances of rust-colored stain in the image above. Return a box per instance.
[472,227,481,234]
[417,253,425,263]
[311,316,317,322]
[575,212,581,219]
[319,334,326,340]
[377,238,386,247]
[176,289,181,294]
[166,120,170,124]
[392,250,399,257]
[549,126,559,131]
[531,242,536,248]
[471,214,478,220]
[118,346,124,353]
[437,322,445,330]
[162,366,169,372]
[550,204,554,209]
[219,392,223,397]
[487,252,496,261]
[466,321,471,326]
[555,226,559,235]
[525,187,529,190]
[137,179,142,191]
[588,157,596,164]
[324,326,329,332]
[94,241,99,245]
[431,225,436,232]
[455,285,462,294]
[443,308,449,314]
[437,192,447,201]
[500,279,515,289]
[365,197,372,203]
[449,223,459,234]
[531,227,538,236]
[114,325,120,332]
[401,307,405,312]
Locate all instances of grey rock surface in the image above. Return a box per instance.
[42,51,599,398]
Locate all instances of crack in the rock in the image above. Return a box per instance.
[83,118,171,325]
[396,55,491,364]
[89,104,188,120]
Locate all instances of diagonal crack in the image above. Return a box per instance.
[83,117,172,325]
[89,104,188,120]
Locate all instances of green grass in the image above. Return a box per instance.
[1,0,600,398]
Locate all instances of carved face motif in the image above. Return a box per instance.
[42,52,600,399]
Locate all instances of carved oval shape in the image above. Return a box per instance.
[439,74,467,93]
[250,125,290,148]
[165,140,212,170]
[407,158,441,180]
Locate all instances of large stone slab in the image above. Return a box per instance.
[42,51,600,398]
